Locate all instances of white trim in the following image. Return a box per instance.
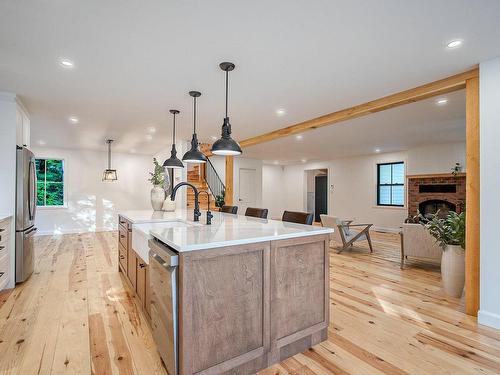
[37,205,68,210]
[372,226,401,233]
[478,310,500,330]
[0,91,16,102]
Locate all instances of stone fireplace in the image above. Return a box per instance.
[407,173,465,218]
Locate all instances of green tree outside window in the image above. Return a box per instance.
[35,159,64,206]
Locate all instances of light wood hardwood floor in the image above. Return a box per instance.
[0,230,499,374]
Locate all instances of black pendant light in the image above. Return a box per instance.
[182,91,207,163]
[102,139,117,181]
[211,62,242,156]
[163,109,184,169]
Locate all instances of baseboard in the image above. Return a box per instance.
[372,226,401,233]
[478,310,500,330]
[35,227,116,236]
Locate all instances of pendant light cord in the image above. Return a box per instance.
[172,112,176,144]
[193,96,197,134]
[107,141,112,169]
[225,70,229,118]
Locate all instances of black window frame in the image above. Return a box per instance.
[376,161,405,207]
[35,158,66,207]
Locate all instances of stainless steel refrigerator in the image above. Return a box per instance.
[15,146,37,283]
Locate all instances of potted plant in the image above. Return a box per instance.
[451,162,462,176]
[215,190,225,210]
[420,210,465,297]
[148,158,165,211]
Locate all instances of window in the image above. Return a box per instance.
[35,159,65,206]
[377,162,404,206]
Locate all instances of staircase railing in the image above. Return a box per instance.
[204,157,225,202]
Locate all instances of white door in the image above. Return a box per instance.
[238,168,256,214]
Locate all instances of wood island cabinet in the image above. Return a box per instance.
[118,215,150,320]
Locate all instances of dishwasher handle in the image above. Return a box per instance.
[148,239,179,268]
[149,251,179,269]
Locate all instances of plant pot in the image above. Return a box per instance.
[441,244,465,298]
[162,196,176,212]
[151,185,165,211]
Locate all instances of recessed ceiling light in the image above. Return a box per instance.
[301,158,307,163]
[295,134,303,141]
[58,58,75,68]
[276,108,286,116]
[146,134,153,141]
[130,149,136,154]
[38,140,46,146]
[375,148,381,153]
[148,126,156,133]
[446,40,463,49]
[273,161,279,165]
[69,116,79,124]
[436,98,448,105]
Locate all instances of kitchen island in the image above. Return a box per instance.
[118,209,332,375]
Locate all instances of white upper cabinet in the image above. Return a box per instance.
[16,102,30,148]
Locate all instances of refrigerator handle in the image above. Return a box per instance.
[28,160,36,221]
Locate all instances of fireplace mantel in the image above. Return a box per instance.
[407,172,466,179]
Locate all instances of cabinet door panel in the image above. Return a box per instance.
[127,248,137,290]
[136,256,147,305]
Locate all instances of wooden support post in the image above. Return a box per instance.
[465,76,480,316]
[225,156,234,205]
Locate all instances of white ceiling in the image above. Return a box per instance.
[0,1,499,155]
[245,90,466,164]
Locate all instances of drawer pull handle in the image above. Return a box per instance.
[139,263,146,268]
[120,235,125,239]
[0,228,5,232]
[119,255,125,259]
[0,246,4,250]
[0,272,4,277]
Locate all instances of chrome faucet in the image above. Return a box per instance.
[199,191,213,225]
[171,182,201,222]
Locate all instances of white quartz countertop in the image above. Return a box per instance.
[0,214,12,222]
[119,209,333,252]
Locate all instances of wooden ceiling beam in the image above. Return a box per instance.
[239,67,478,149]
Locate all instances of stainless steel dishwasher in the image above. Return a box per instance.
[149,238,179,375]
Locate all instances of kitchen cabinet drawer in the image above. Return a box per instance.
[118,215,131,231]
[127,248,137,290]
[0,253,9,290]
[118,243,127,272]
[118,225,128,249]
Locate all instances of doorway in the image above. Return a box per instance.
[238,168,256,214]
[305,169,328,223]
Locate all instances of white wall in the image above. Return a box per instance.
[479,57,500,329]
[261,142,466,231]
[279,152,409,231]
[407,142,466,175]
[262,165,285,219]
[32,147,153,234]
[153,140,188,210]
[209,155,263,208]
[0,92,18,288]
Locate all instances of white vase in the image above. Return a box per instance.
[151,185,165,211]
[441,244,465,298]
[162,196,176,212]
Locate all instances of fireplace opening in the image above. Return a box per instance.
[419,200,456,218]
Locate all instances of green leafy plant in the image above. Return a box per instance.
[419,210,465,249]
[214,190,225,208]
[148,158,165,186]
[451,162,462,176]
